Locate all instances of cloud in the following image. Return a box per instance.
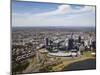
[12,5,95,27]
[33,5,95,16]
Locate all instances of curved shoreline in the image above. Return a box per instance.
[62,58,96,71]
[52,57,96,71]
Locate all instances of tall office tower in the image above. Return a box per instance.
[92,40,96,49]
[68,38,74,50]
[45,38,49,46]
[49,40,53,46]
[65,38,68,46]
[78,36,81,43]
[49,40,53,51]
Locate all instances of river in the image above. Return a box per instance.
[63,59,96,71]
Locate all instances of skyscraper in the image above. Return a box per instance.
[45,38,49,46]
[68,38,74,50]
[78,36,81,43]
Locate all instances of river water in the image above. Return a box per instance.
[63,59,96,71]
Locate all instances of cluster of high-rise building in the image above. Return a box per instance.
[45,33,96,53]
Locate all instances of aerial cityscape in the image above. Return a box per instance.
[12,0,96,74]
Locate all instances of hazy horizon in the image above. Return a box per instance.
[12,26,95,32]
[12,25,95,27]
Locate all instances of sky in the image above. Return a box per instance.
[12,0,96,27]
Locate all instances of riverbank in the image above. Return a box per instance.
[22,51,96,73]
[63,58,96,71]
[51,56,96,72]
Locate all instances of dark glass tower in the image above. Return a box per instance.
[68,38,74,50]
[78,36,81,43]
[45,38,49,46]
